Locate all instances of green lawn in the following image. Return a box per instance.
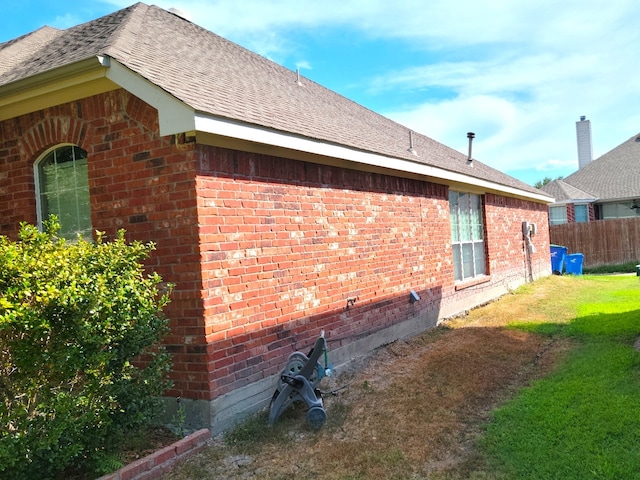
[161,275,640,480]
[482,276,640,479]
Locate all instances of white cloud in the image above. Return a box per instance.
[535,159,577,173]
[295,60,312,71]
[98,0,640,184]
[128,0,638,49]
[51,13,84,29]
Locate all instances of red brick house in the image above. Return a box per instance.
[0,3,553,432]
[541,117,640,224]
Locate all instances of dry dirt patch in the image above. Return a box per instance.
[162,320,571,479]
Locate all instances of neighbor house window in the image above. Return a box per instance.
[574,204,588,223]
[549,206,567,225]
[35,145,92,239]
[449,191,486,282]
[601,202,637,219]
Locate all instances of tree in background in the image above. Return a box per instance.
[534,176,564,189]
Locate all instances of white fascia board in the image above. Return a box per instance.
[102,57,195,136]
[195,113,553,203]
[0,57,115,121]
[596,197,636,203]
[551,198,597,205]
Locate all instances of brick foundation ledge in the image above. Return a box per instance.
[96,428,211,480]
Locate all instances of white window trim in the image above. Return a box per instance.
[574,203,589,223]
[549,205,567,225]
[450,191,486,282]
[34,143,92,238]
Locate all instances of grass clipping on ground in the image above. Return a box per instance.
[162,275,638,479]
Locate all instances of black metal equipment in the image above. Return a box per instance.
[268,333,330,429]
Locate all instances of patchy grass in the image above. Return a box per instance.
[160,275,640,479]
[481,275,640,479]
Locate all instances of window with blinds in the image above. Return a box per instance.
[574,204,589,223]
[549,206,567,225]
[449,191,486,282]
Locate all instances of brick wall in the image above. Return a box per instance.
[567,204,576,223]
[562,203,597,224]
[0,90,208,399]
[196,147,551,398]
[485,193,550,280]
[0,90,551,408]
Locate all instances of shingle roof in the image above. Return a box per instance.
[539,179,596,203]
[0,27,62,78]
[562,133,640,201]
[0,3,545,197]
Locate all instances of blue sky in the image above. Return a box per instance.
[3,0,640,186]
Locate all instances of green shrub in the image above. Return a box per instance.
[582,261,639,274]
[0,220,172,479]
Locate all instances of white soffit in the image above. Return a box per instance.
[0,58,115,121]
[194,113,553,203]
[103,57,195,136]
[0,56,195,136]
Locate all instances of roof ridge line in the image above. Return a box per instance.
[101,2,148,61]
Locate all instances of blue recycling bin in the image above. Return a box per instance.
[550,245,568,274]
[564,253,584,275]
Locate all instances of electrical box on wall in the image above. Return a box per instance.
[521,221,537,237]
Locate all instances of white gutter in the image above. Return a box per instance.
[597,197,638,203]
[194,113,553,203]
[0,57,113,121]
[551,198,595,205]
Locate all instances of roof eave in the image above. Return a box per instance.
[0,56,116,121]
[549,198,596,205]
[103,57,195,135]
[0,56,196,136]
[0,54,554,204]
[194,112,554,204]
[595,196,639,204]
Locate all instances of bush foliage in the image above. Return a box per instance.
[0,221,172,479]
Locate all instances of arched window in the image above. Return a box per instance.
[35,145,92,239]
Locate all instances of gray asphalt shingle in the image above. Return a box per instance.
[0,3,546,197]
[561,133,640,201]
[539,179,596,203]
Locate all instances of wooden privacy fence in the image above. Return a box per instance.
[549,217,640,267]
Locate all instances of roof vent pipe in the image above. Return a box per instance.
[467,132,475,164]
[296,69,302,86]
[408,130,417,155]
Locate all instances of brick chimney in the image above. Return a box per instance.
[576,116,593,169]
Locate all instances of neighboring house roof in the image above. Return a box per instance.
[0,3,550,202]
[539,179,596,204]
[559,132,640,202]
